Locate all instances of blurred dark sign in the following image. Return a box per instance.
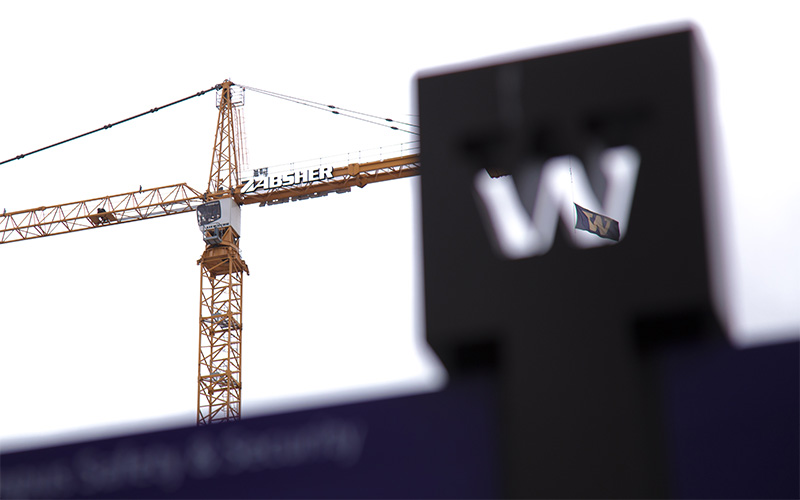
[418,26,720,498]
[0,377,498,499]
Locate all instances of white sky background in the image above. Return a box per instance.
[1,1,797,452]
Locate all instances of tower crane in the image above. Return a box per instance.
[0,80,420,425]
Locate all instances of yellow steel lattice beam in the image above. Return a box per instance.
[198,80,249,426]
[0,183,204,244]
[197,227,247,425]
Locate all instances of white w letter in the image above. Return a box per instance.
[474,145,640,259]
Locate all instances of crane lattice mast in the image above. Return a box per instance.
[196,80,249,425]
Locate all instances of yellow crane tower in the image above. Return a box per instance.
[0,80,420,425]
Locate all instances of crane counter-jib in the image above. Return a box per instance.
[236,154,420,206]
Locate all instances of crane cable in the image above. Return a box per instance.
[0,84,222,167]
[241,85,419,135]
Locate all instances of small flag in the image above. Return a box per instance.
[574,204,620,241]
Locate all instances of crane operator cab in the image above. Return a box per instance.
[197,198,241,245]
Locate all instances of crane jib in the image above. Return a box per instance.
[242,166,334,194]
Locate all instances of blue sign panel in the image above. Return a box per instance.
[1,377,498,499]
